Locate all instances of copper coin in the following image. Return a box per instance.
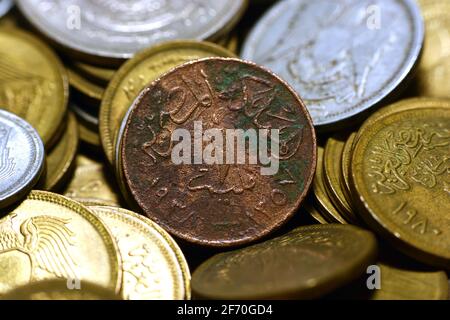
[121,58,316,247]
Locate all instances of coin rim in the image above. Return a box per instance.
[120,57,317,247]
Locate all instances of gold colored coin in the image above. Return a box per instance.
[417,0,450,70]
[313,147,348,224]
[64,155,121,205]
[72,61,116,85]
[77,116,101,147]
[418,56,450,98]
[341,132,356,205]
[0,29,69,147]
[99,40,237,164]
[324,135,356,223]
[351,99,450,268]
[67,67,105,102]
[416,0,450,98]
[302,201,328,225]
[44,113,79,191]
[0,191,121,296]
[192,224,377,299]
[89,206,191,300]
[370,264,448,300]
[1,280,120,300]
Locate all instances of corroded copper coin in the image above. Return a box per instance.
[121,58,316,247]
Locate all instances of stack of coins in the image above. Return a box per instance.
[0,0,448,300]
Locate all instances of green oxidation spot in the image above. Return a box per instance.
[271,159,309,203]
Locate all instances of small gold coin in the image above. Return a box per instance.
[68,67,105,102]
[341,132,357,204]
[302,201,329,225]
[89,206,191,300]
[44,113,79,191]
[351,98,450,268]
[64,155,121,205]
[1,280,120,300]
[99,40,237,164]
[0,29,68,147]
[313,147,348,224]
[192,224,377,299]
[0,191,121,296]
[324,135,356,223]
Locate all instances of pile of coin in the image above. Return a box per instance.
[0,0,448,300]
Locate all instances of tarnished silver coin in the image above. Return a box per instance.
[0,109,45,208]
[0,0,13,18]
[16,0,247,60]
[242,0,424,126]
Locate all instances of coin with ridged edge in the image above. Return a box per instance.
[0,110,45,209]
[351,99,450,268]
[89,206,191,300]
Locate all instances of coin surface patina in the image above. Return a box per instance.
[242,0,424,126]
[0,110,45,209]
[351,98,450,267]
[0,191,121,296]
[191,224,377,299]
[16,0,247,60]
[121,58,316,247]
[0,29,68,147]
[100,40,236,164]
[89,206,191,300]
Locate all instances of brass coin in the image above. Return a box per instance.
[100,40,237,164]
[44,112,79,191]
[89,206,191,300]
[313,147,348,224]
[351,99,450,268]
[341,132,357,204]
[1,280,120,300]
[417,0,450,68]
[0,29,68,147]
[64,155,121,205]
[324,135,356,223]
[191,224,377,299]
[0,191,121,296]
[371,264,448,300]
[72,61,116,86]
[67,67,105,102]
[303,201,329,225]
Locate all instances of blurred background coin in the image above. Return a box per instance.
[191,224,377,299]
[16,0,248,63]
[121,58,317,247]
[0,0,13,18]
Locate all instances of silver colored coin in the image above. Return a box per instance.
[242,0,424,126]
[0,109,45,208]
[0,0,13,18]
[16,0,246,59]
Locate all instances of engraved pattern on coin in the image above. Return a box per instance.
[0,125,14,180]
[122,58,316,246]
[242,0,423,125]
[0,214,79,282]
[16,0,246,59]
